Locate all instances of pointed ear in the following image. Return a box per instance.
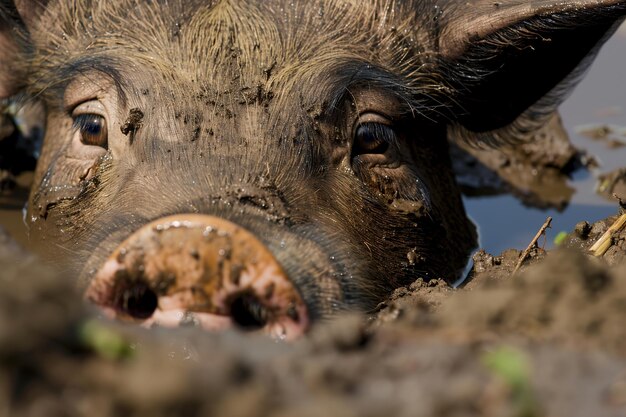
[438,0,626,143]
[0,0,47,98]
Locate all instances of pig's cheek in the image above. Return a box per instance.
[50,152,105,186]
[30,150,106,221]
[59,135,109,183]
[357,163,403,197]
[361,164,431,212]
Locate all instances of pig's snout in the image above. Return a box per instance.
[85,214,309,340]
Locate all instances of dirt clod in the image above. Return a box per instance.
[575,220,592,239]
[121,108,145,136]
[452,113,580,209]
[597,168,626,201]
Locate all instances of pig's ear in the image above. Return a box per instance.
[0,0,46,98]
[438,0,626,143]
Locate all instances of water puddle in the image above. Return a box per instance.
[465,24,626,254]
[0,172,31,247]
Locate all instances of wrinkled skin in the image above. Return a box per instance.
[1,0,625,331]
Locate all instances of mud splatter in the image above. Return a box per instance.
[120,108,145,138]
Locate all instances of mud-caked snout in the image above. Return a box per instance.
[85,214,309,340]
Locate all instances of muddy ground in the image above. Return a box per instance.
[3,210,626,417]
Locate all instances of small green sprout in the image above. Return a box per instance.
[79,320,135,360]
[482,346,540,417]
[553,231,568,246]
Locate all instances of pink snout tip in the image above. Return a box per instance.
[85,214,309,341]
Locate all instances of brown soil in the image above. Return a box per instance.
[597,168,626,201]
[451,113,584,210]
[576,123,626,149]
[3,210,626,417]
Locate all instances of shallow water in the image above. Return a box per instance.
[465,24,626,255]
[0,173,30,247]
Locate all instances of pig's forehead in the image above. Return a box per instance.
[30,0,438,101]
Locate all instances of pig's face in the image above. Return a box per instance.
[2,0,625,338]
[25,1,475,336]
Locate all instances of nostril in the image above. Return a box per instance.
[228,291,268,330]
[87,215,310,339]
[114,280,158,320]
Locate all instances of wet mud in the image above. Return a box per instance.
[576,123,626,149]
[597,168,626,201]
[452,114,582,210]
[3,212,626,417]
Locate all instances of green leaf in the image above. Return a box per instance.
[79,320,135,360]
[483,346,540,417]
[553,231,568,246]
[483,346,530,387]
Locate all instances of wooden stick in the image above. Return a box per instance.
[513,217,552,274]
[589,213,626,257]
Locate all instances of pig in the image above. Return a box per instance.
[1,0,625,339]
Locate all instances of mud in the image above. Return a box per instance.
[597,169,626,201]
[452,114,582,210]
[2,210,626,417]
[576,123,626,149]
[562,212,626,266]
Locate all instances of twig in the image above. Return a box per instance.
[513,217,552,274]
[613,193,626,213]
[589,213,626,257]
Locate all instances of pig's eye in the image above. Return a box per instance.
[352,122,397,156]
[73,114,108,149]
